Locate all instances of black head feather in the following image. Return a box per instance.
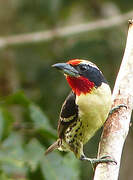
[73,63,108,87]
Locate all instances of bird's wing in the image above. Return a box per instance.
[58,91,78,139]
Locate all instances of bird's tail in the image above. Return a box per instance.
[45,139,61,155]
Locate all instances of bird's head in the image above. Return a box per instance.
[52,59,107,96]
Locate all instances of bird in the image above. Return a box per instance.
[45,59,115,165]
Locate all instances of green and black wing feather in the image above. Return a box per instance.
[58,91,78,139]
[45,91,78,155]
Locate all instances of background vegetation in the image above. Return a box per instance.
[0,0,133,179]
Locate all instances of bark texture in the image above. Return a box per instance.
[94,20,133,180]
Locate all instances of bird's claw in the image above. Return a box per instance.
[80,155,117,167]
[109,104,127,116]
[90,156,117,165]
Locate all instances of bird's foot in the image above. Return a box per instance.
[80,155,117,168]
[109,104,127,116]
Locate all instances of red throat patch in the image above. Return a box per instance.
[66,76,95,96]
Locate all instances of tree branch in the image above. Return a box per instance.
[93,20,133,180]
[0,11,133,48]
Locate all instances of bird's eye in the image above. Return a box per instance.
[80,65,88,71]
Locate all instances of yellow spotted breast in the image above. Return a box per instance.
[76,82,112,144]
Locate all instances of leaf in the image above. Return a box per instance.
[0,133,46,179]
[0,108,4,141]
[0,172,14,180]
[28,104,57,139]
[0,133,27,177]
[24,139,44,171]
[0,108,14,141]
[5,91,57,139]
[41,152,80,180]
[4,91,30,107]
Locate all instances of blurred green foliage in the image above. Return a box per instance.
[0,0,132,180]
[0,92,80,180]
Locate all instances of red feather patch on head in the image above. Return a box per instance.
[67,59,82,66]
[66,76,95,96]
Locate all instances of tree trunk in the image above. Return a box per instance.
[94,20,133,180]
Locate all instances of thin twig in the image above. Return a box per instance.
[0,11,133,48]
[93,20,133,180]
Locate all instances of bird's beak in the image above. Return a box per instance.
[52,63,79,77]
